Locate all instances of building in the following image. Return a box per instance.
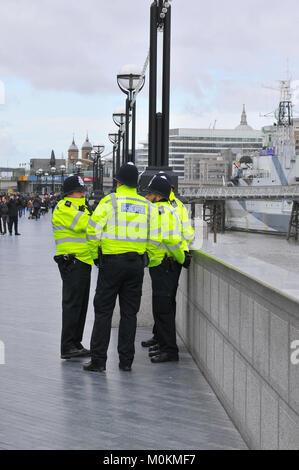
[67,134,93,170]
[30,157,66,173]
[136,105,263,178]
[184,149,234,185]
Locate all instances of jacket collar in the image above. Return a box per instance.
[116,185,137,196]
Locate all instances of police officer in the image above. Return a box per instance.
[52,175,93,359]
[145,175,185,363]
[142,172,195,353]
[83,163,160,373]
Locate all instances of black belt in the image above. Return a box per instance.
[103,252,142,260]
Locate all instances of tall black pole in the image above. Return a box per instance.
[117,130,121,173]
[122,128,125,165]
[131,101,136,163]
[125,97,130,163]
[148,1,158,166]
[112,145,116,179]
[162,4,171,166]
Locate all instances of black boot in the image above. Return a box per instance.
[141,337,158,348]
[151,353,179,363]
[83,360,106,372]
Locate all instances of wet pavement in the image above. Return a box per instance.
[0,212,247,450]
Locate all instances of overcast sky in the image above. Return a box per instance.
[1,0,299,167]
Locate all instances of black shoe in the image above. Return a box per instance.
[149,350,160,357]
[119,363,132,372]
[75,344,91,356]
[141,337,158,348]
[149,344,160,352]
[83,360,106,372]
[151,353,179,363]
[61,348,90,359]
[15,233,21,235]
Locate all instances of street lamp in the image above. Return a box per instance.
[36,168,43,193]
[113,108,127,167]
[117,64,145,163]
[75,160,82,175]
[44,172,49,194]
[50,166,56,193]
[108,131,119,180]
[60,164,66,189]
[92,144,105,193]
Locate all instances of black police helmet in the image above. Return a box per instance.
[147,175,171,200]
[62,175,87,197]
[115,162,139,188]
[158,171,173,188]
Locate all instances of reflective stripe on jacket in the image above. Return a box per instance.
[169,192,194,251]
[147,200,185,268]
[86,185,161,259]
[52,197,93,265]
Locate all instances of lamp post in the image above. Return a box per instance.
[139,0,176,192]
[44,172,49,194]
[75,160,82,175]
[36,168,43,194]
[108,131,119,181]
[113,108,127,167]
[92,144,105,194]
[117,65,145,163]
[60,164,66,189]
[50,166,56,193]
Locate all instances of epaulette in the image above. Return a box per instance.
[171,200,178,208]
[78,205,85,212]
[65,201,72,207]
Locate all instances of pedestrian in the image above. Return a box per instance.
[0,197,9,234]
[83,162,160,373]
[145,175,186,363]
[142,172,195,350]
[32,195,41,220]
[7,195,21,236]
[52,175,92,360]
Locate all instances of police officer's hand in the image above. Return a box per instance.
[183,251,192,269]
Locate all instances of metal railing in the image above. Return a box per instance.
[181,185,299,200]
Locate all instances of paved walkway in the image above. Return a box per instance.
[0,212,247,450]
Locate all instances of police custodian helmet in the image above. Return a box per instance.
[62,175,87,197]
[115,162,139,188]
[147,175,171,200]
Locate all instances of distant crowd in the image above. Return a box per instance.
[0,191,99,235]
[0,193,59,235]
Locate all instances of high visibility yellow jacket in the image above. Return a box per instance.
[86,185,161,260]
[147,200,185,268]
[52,196,93,265]
[169,192,194,251]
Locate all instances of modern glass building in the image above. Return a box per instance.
[136,106,263,178]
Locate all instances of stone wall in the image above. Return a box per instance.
[176,250,299,450]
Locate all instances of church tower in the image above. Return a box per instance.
[81,133,93,162]
[68,136,79,169]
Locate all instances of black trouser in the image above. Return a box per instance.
[149,262,182,356]
[90,255,144,367]
[8,216,18,234]
[1,216,8,234]
[58,260,91,354]
[0,217,2,233]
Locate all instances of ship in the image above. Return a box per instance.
[226,77,298,233]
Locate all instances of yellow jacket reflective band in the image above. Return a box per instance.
[52,196,93,265]
[86,185,161,259]
[147,200,185,268]
[169,192,194,251]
